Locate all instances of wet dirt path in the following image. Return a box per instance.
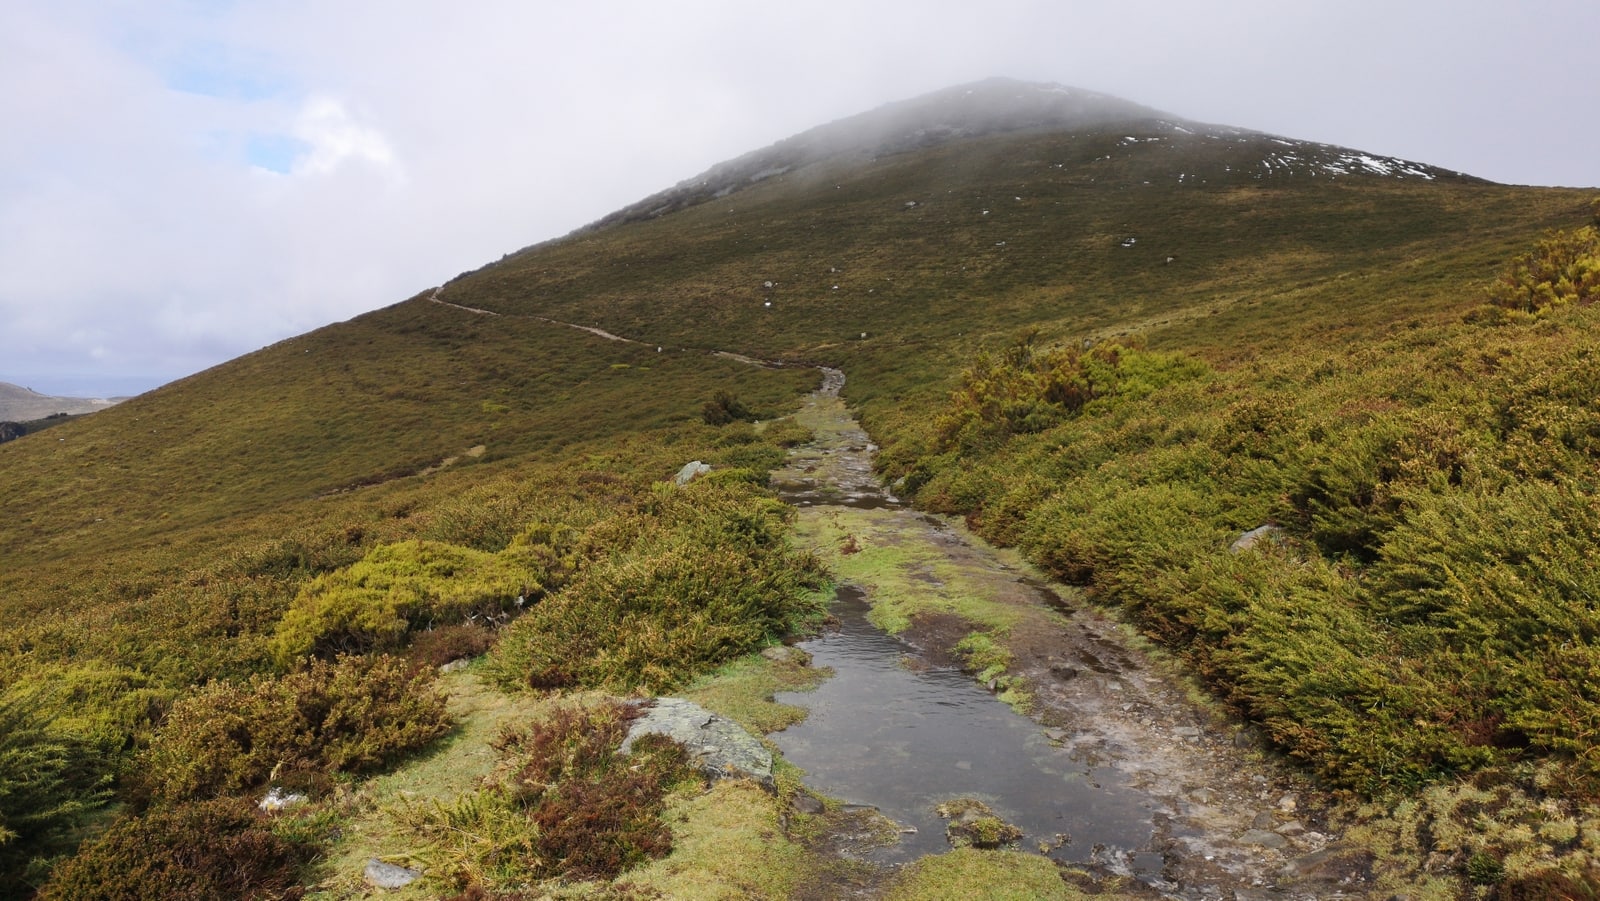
[768,370,1371,901]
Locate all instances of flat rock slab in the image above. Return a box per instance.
[623,697,774,789]
[364,859,422,889]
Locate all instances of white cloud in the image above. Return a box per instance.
[291,95,401,179]
[0,0,1597,396]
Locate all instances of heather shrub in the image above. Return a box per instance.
[405,623,496,671]
[406,700,691,891]
[141,654,451,803]
[38,798,312,901]
[487,481,825,693]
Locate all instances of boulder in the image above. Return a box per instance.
[674,460,712,485]
[1229,524,1285,553]
[363,859,421,889]
[622,697,774,789]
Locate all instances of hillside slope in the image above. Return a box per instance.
[2,78,1597,898]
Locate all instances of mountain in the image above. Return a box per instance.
[3,79,1598,898]
[0,381,122,422]
[581,77,1474,235]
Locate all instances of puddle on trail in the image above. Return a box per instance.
[772,585,1165,873]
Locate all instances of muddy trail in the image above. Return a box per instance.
[766,370,1373,901]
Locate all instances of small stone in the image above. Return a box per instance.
[1189,787,1216,804]
[258,787,308,813]
[1049,664,1079,681]
[1173,726,1202,738]
[1239,829,1289,850]
[1043,728,1067,742]
[1278,793,1299,812]
[791,794,825,815]
[1276,820,1307,837]
[1252,811,1276,830]
[438,658,471,673]
[364,859,422,889]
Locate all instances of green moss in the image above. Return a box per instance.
[885,848,1095,900]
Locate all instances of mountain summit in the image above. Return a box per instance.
[588,77,1475,230]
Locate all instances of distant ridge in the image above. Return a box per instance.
[0,381,122,421]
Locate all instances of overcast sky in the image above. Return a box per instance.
[5,0,1596,397]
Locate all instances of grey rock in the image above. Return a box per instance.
[760,645,811,666]
[438,658,472,673]
[1230,524,1286,553]
[1276,820,1307,836]
[364,859,422,889]
[674,460,712,485]
[1252,810,1277,830]
[791,793,825,815]
[1239,828,1289,849]
[1281,843,1375,881]
[623,697,774,789]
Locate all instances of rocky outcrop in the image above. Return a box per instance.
[622,697,774,789]
[0,422,23,444]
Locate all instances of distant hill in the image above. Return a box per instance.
[0,381,122,422]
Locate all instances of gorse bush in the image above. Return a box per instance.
[1482,225,1600,316]
[934,331,1205,455]
[406,699,691,891]
[0,685,115,898]
[902,233,1600,794]
[140,654,451,803]
[38,797,313,901]
[487,479,826,694]
[269,534,573,665]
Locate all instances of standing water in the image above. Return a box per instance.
[771,585,1164,872]
[767,367,1169,877]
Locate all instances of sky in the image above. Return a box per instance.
[4,1,1597,398]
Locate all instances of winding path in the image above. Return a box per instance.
[424,288,1373,899]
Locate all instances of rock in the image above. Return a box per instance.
[1277,792,1299,812]
[1229,524,1286,553]
[1281,843,1375,882]
[674,460,712,485]
[937,798,1023,849]
[438,658,472,673]
[258,787,308,813]
[1252,810,1277,830]
[1049,663,1080,681]
[364,859,422,889]
[791,793,825,815]
[0,422,24,444]
[1276,820,1307,837]
[623,697,774,789]
[760,645,811,666]
[1238,828,1289,850]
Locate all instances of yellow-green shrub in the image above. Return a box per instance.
[487,481,825,694]
[0,684,115,896]
[140,654,451,803]
[270,539,545,665]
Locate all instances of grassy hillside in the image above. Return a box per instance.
[2,83,1597,895]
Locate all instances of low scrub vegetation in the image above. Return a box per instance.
[139,654,451,804]
[403,699,694,893]
[487,479,827,694]
[896,224,1600,801]
[37,798,313,901]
